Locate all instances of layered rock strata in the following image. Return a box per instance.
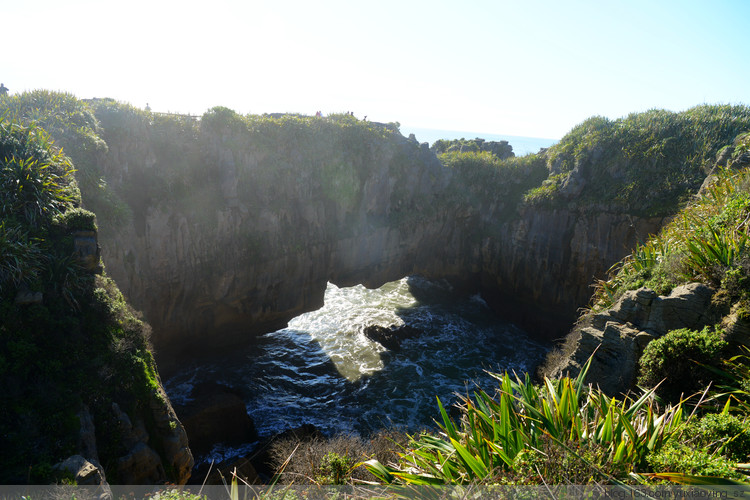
[546,283,716,395]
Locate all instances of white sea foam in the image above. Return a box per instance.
[165,275,551,453]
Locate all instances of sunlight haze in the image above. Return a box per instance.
[4,0,749,139]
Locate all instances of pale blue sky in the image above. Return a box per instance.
[3,0,749,139]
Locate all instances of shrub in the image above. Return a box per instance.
[0,120,77,226]
[268,430,410,485]
[686,413,750,462]
[55,207,97,231]
[315,452,355,485]
[647,442,741,479]
[638,326,728,402]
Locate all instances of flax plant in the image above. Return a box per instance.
[364,360,686,485]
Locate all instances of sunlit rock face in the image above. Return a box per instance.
[86,110,664,369]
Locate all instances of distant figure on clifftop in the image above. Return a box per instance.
[0,83,8,96]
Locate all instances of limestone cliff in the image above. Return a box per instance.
[477,208,664,337]
[78,104,673,368]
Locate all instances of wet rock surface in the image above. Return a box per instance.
[363,323,422,350]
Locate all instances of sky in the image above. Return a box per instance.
[3,0,750,140]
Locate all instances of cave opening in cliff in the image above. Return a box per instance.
[166,275,549,455]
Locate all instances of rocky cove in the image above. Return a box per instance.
[6,96,749,485]
[90,108,664,370]
[70,105,671,471]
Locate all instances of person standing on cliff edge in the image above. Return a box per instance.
[0,83,8,96]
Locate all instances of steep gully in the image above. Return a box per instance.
[91,122,664,375]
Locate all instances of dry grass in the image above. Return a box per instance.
[267,429,410,485]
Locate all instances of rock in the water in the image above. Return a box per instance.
[175,382,257,456]
[363,323,421,350]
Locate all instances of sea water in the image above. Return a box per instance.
[399,127,558,156]
[165,276,550,462]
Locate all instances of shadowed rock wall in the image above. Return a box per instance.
[84,109,665,369]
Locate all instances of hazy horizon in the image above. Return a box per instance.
[4,1,749,139]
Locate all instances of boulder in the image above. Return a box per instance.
[363,324,421,350]
[175,382,257,456]
[116,442,165,485]
[73,230,102,273]
[722,304,750,348]
[54,455,107,486]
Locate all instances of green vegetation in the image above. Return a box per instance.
[523,106,750,216]
[438,150,547,223]
[432,137,514,159]
[364,365,687,485]
[0,112,177,483]
[638,326,728,403]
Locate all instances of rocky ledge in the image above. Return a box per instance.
[544,282,745,396]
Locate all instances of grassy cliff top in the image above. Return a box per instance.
[523,105,750,216]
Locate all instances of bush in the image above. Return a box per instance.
[686,413,750,462]
[646,412,750,480]
[508,435,626,485]
[647,442,741,479]
[55,207,97,231]
[268,430,409,485]
[638,326,728,402]
[315,452,355,485]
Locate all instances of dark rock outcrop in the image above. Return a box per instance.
[174,382,257,456]
[110,384,194,484]
[54,455,108,487]
[363,324,421,350]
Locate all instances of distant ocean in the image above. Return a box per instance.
[400,126,558,157]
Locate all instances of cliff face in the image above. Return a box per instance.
[81,106,666,368]
[94,113,475,365]
[480,209,665,337]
